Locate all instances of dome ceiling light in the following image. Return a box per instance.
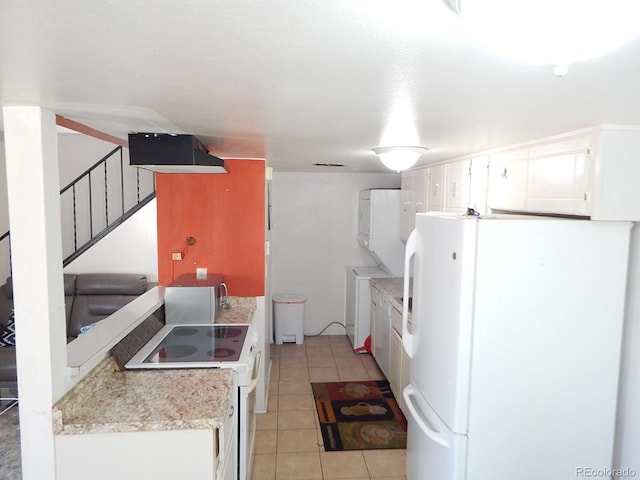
[444,0,640,76]
[372,146,429,172]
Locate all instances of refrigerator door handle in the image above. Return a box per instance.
[403,228,417,357]
[403,384,449,448]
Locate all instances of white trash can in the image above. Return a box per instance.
[273,294,306,344]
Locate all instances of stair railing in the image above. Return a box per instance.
[0,145,156,275]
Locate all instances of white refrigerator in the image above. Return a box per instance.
[401,213,631,480]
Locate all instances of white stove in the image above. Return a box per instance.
[126,322,259,480]
[126,323,257,385]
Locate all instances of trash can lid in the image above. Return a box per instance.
[273,294,306,304]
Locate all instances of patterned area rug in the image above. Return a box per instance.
[312,380,407,451]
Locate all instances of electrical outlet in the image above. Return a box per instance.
[172,252,182,261]
[196,267,208,279]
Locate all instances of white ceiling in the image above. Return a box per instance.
[2,1,640,172]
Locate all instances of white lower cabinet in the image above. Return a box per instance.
[390,307,410,418]
[55,398,238,480]
[372,288,391,380]
[56,429,218,480]
[390,327,402,398]
[400,347,411,417]
[370,286,411,418]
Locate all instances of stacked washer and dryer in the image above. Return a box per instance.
[345,189,404,352]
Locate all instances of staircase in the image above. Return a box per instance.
[0,145,156,274]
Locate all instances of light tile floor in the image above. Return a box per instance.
[251,335,407,480]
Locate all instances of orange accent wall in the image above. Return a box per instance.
[156,159,265,296]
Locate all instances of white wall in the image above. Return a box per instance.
[270,172,400,336]
[64,198,158,282]
[615,227,640,473]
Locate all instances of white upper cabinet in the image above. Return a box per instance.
[414,167,428,215]
[399,168,428,241]
[358,190,372,244]
[469,155,489,215]
[399,170,414,241]
[487,126,640,220]
[487,147,530,212]
[526,135,591,216]
[488,134,591,216]
[589,127,640,221]
[427,163,446,212]
[398,125,640,237]
[443,158,472,214]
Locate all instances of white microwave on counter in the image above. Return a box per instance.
[164,273,228,324]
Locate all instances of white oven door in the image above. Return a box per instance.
[239,349,261,480]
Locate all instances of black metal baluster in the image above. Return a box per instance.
[88,172,94,239]
[104,161,109,227]
[120,148,125,217]
[72,184,78,251]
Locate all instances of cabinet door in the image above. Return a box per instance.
[374,294,391,379]
[414,167,428,214]
[427,164,446,212]
[390,327,402,401]
[358,191,371,241]
[370,287,378,357]
[400,170,415,241]
[444,159,471,214]
[469,155,489,215]
[487,147,529,212]
[400,348,411,418]
[526,135,591,216]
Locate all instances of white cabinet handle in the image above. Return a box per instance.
[501,167,508,179]
[403,228,417,358]
[248,350,262,394]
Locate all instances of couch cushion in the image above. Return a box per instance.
[75,273,148,296]
[0,274,76,330]
[0,346,16,383]
[68,294,141,338]
[63,274,77,296]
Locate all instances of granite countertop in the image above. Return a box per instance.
[216,296,256,324]
[53,358,236,435]
[53,299,257,436]
[370,277,412,319]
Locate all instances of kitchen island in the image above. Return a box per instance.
[52,296,258,480]
[53,358,237,480]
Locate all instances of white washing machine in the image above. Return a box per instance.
[345,265,390,352]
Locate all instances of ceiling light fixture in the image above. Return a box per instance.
[444,0,640,76]
[373,146,428,172]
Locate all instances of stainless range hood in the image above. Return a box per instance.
[128,133,228,174]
